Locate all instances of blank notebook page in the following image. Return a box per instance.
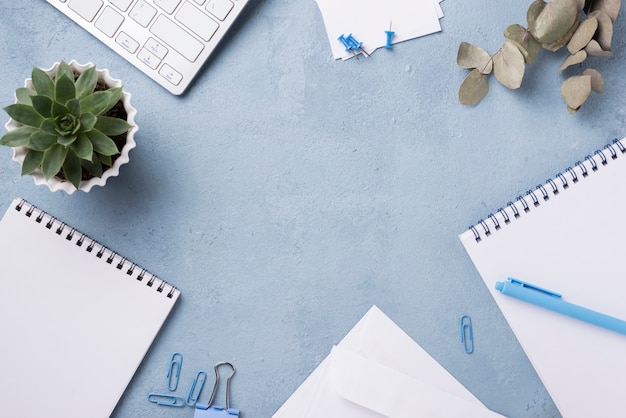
[459,138,626,418]
[0,199,180,418]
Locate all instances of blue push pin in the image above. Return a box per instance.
[337,33,370,57]
[385,22,395,49]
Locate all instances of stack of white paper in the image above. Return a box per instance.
[315,0,444,60]
[273,306,503,417]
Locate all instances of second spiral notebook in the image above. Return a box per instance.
[459,137,626,418]
[0,198,180,418]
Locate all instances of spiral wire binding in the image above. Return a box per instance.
[13,199,177,298]
[469,138,626,243]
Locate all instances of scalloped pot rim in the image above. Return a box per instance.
[4,60,138,194]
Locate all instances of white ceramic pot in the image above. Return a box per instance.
[4,60,138,194]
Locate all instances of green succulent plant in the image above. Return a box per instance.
[0,61,132,188]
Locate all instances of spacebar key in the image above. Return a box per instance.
[150,15,204,62]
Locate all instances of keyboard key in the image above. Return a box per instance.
[150,15,204,61]
[95,6,124,37]
[130,0,157,27]
[68,0,103,21]
[154,0,182,14]
[110,0,133,12]
[159,64,183,85]
[116,31,140,53]
[192,0,206,5]
[176,2,219,42]
[206,0,233,21]
[138,47,161,69]
[145,37,168,59]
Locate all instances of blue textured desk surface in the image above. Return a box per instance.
[2,1,625,417]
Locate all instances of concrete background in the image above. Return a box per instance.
[2,0,625,416]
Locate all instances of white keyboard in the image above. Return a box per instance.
[46,0,248,95]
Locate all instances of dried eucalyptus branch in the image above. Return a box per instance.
[457,0,621,113]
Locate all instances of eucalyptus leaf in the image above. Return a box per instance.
[558,49,587,71]
[589,10,613,50]
[585,39,612,56]
[504,24,541,64]
[590,0,621,21]
[567,17,598,53]
[458,69,489,105]
[527,0,547,31]
[530,0,578,44]
[457,42,493,74]
[583,68,604,92]
[561,75,592,110]
[542,16,579,51]
[493,41,526,89]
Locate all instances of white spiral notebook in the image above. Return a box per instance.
[459,138,626,418]
[0,198,180,418]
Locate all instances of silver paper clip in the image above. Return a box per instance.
[186,370,208,406]
[147,393,186,407]
[460,314,474,354]
[167,352,183,391]
[194,361,239,417]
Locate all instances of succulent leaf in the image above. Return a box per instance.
[82,153,104,177]
[70,133,94,161]
[31,95,54,118]
[21,150,44,175]
[0,126,37,147]
[16,88,35,105]
[80,91,116,116]
[55,74,76,105]
[63,149,83,188]
[31,68,54,98]
[3,104,44,127]
[75,66,98,99]
[86,129,119,156]
[42,143,68,180]
[29,132,58,151]
[94,116,131,136]
[56,61,74,82]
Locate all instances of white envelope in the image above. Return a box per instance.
[272,306,504,418]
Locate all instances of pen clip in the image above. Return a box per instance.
[507,278,562,298]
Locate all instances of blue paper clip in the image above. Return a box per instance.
[147,393,186,407]
[186,370,208,406]
[460,315,474,354]
[194,361,238,418]
[167,352,183,391]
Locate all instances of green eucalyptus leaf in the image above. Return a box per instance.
[87,129,119,156]
[55,74,77,105]
[585,39,612,56]
[42,143,68,180]
[504,24,542,64]
[493,41,526,89]
[94,116,131,135]
[530,0,578,44]
[0,126,37,147]
[82,153,103,177]
[590,0,621,21]
[70,133,94,160]
[75,66,98,99]
[567,17,598,53]
[63,149,83,189]
[16,88,36,105]
[589,11,613,50]
[31,95,54,118]
[542,16,579,51]
[583,68,604,92]
[31,67,54,97]
[29,131,59,151]
[457,42,493,74]
[3,104,44,127]
[458,69,489,105]
[558,49,587,71]
[21,149,44,175]
[561,75,592,110]
[56,61,74,82]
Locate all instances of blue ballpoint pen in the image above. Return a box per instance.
[495,277,626,336]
